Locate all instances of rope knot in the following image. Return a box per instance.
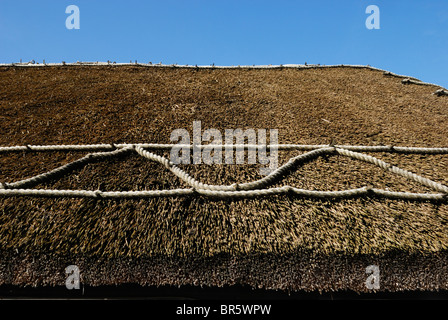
[94,190,103,198]
[328,138,337,151]
[365,185,375,195]
[401,78,412,84]
[434,89,448,97]
[386,145,395,152]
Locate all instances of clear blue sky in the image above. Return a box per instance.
[0,0,447,87]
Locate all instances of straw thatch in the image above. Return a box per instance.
[0,65,448,293]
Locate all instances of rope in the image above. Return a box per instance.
[134,145,335,191]
[1,147,133,190]
[401,78,443,88]
[1,143,448,154]
[434,89,448,96]
[335,148,448,194]
[0,187,444,201]
[0,144,447,201]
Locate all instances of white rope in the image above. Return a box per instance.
[401,78,444,88]
[1,143,448,154]
[434,89,448,96]
[134,145,335,191]
[0,188,195,198]
[0,147,133,190]
[0,187,445,201]
[0,144,447,201]
[335,148,448,194]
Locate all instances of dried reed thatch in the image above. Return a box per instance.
[0,65,448,293]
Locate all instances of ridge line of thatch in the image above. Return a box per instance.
[0,62,445,90]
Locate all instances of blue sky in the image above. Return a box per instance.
[0,0,447,87]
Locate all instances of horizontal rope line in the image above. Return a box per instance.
[1,144,448,154]
[0,187,445,201]
[0,188,195,198]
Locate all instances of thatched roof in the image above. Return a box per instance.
[0,64,448,294]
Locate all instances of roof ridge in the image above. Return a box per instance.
[2,62,444,89]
